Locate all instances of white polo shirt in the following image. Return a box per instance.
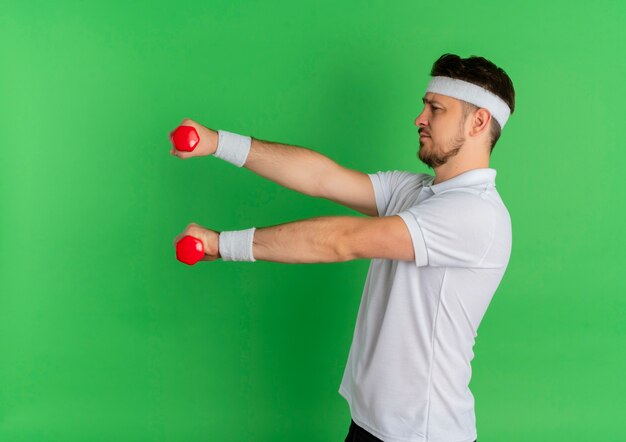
[338,167,512,442]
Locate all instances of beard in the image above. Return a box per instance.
[417,118,466,169]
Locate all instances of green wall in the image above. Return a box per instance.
[1,0,624,440]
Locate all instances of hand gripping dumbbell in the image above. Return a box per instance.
[171,125,200,152]
[176,235,204,265]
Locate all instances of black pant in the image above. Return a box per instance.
[344,419,384,442]
[344,419,477,442]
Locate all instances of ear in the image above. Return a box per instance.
[470,108,491,136]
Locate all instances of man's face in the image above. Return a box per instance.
[414,92,468,169]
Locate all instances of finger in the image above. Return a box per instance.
[173,231,185,246]
[171,148,187,159]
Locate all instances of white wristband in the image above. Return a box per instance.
[219,228,256,262]
[215,130,252,167]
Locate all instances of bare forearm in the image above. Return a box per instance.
[243,138,338,197]
[253,216,362,263]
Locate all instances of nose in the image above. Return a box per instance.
[415,108,429,128]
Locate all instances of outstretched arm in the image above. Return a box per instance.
[175,216,414,264]
[169,119,378,217]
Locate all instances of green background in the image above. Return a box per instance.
[1,0,625,440]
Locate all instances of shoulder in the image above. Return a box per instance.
[408,190,497,233]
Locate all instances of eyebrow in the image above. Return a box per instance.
[422,97,444,107]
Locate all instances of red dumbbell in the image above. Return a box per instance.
[176,235,205,265]
[171,125,200,152]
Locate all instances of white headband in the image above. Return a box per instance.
[425,76,511,129]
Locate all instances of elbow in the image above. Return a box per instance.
[334,228,359,262]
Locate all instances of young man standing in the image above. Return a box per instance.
[171,53,515,442]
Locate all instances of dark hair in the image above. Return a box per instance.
[430,53,515,154]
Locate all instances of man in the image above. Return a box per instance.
[170,52,515,442]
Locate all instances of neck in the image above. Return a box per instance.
[432,158,490,185]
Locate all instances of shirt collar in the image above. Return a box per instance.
[424,168,497,194]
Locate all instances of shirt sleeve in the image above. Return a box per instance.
[367,170,417,217]
[396,191,496,268]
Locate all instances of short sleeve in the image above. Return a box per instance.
[368,170,420,216]
[396,192,496,268]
